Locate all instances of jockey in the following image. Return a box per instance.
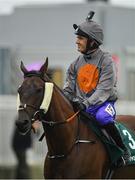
[63,11,130,166]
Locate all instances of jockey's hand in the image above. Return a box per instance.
[32,120,40,133]
[72,98,86,111]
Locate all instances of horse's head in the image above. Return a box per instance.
[16,58,49,134]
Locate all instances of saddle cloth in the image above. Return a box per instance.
[80,112,135,166]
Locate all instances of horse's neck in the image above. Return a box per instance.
[44,87,78,155]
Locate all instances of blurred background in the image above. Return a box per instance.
[0,0,135,179]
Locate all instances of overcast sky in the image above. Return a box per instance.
[0,0,135,14]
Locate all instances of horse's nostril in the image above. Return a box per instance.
[15,119,29,127]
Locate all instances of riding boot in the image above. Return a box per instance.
[103,122,131,166]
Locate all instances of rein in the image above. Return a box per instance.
[45,114,96,159]
[38,110,80,142]
[41,110,80,126]
[39,113,96,159]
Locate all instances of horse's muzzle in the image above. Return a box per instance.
[16,109,32,134]
[16,118,31,135]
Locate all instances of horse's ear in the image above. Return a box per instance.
[40,57,48,74]
[20,61,28,74]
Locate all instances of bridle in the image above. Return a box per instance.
[18,72,96,159]
[18,102,80,127]
[18,103,45,123]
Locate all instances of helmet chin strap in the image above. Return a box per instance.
[83,38,98,54]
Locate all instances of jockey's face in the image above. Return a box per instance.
[76,35,88,53]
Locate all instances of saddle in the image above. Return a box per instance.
[80,111,135,167]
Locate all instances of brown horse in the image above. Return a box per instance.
[16,58,135,179]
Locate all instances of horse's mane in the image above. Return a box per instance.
[53,82,72,106]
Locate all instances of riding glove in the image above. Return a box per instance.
[72,97,86,111]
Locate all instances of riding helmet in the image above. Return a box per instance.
[73,11,104,45]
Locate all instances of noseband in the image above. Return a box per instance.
[18,103,44,123]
